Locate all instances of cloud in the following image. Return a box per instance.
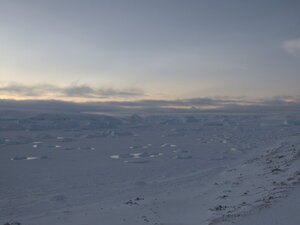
[258,96,300,105]
[0,95,299,115]
[62,85,143,98]
[0,83,144,99]
[63,85,95,97]
[105,96,300,113]
[0,84,60,97]
[1,83,299,113]
[283,38,300,54]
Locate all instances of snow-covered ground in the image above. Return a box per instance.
[1,109,300,225]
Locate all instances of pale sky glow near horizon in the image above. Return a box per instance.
[0,0,300,102]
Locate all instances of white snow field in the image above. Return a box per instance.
[1,109,300,225]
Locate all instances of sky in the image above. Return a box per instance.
[0,0,300,102]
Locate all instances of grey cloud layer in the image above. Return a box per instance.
[0,83,299,113]
[100,96,300,110]
[0,84,144,99]
[0,84,59,97]
[0,96,299,114]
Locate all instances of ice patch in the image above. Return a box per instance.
[161,143,177,148]
[26,157,39,160]
[11,156,48,161]
[124,159,149,164]
[230,147,237,152]
[161,143,169,147]
[129,145,143,149]
[150,153,163,158]
[131,153,143,158]
[110,152,163,160]
[173,155,193,160]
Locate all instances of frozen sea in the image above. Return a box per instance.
[1,108,300,225]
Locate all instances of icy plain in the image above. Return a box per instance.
[1,109,300,225]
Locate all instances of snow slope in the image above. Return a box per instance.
[226,185,300,225]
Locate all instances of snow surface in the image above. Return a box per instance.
[0,110,300,225]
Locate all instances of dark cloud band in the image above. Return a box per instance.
[0,83,144,99]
